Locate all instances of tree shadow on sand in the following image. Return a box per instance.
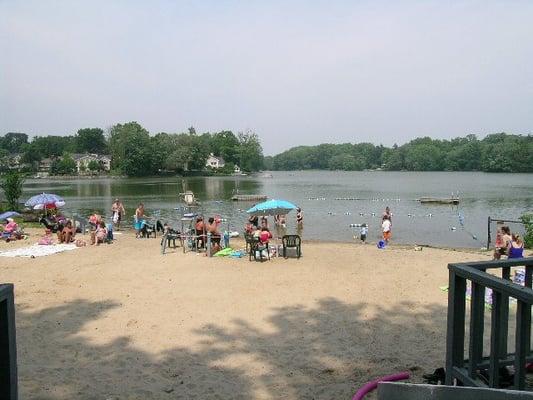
[16,297,448,399]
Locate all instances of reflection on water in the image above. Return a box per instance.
[22,171,533,248]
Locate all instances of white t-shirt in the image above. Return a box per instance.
[382,219,391,233]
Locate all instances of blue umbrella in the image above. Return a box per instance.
[247,199,297,216]
[0,211,21,220]
[24,193,66,210]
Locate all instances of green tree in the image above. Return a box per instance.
[108,122,155,176]
[520,213,533,249]
[210,131,240,165]
[1,171,25,210]
[151,133,175,172]
[87,160,101,172]
[32,136,76,158]
[76,128,107,154]
[238,131,264,172]
[50,155,77,175]
[1,132,28,153]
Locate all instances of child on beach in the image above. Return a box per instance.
[93,221,108,245]
[382,218,391,243]
[360,224,368,243]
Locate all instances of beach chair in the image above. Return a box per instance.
[252,241,270,262]
[282,235,301,259]
[38,216,60,233]
[141,222,156,238]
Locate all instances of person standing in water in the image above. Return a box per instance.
[111,198,126,231]
[382,206,392,224]
[296,207,304,235]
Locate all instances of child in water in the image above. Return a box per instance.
[360,224,368,243]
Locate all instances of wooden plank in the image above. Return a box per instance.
[468,282,485,378]
[514,301,532,390]
[450,258,533,271]
[489,291,502,388]
[0,284,18,400]
[499,268,511,358]
[450,265,533,304]
[446,270,466,385]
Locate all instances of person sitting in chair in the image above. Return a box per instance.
[259,227,272,244]
[195,217,206,248]
[207,217,221,245]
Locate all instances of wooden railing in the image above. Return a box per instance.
[445,258,533,390]
[0,283,17,400]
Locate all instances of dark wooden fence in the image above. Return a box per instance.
[445,258,533,390]
[0,283,17,400]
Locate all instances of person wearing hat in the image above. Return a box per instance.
[111,198,126,231]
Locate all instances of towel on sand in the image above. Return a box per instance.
[0,243,78,258]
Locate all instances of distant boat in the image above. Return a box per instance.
[418,197,459,205]
[179,191,199,206]
[231,194,268,202]
[259,173,273,178]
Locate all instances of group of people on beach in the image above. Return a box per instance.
[493,223,524,259]
[244,207,304,241]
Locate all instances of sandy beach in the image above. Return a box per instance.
[0,229,516,399]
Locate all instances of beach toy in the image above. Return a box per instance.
[352,371,410,400]
[377,240,386,249]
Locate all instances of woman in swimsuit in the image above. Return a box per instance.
[508,234,524,259]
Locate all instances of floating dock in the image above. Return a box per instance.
[418,197,459,205]
[231,194,268,202]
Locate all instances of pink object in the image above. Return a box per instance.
[352,371,410,400]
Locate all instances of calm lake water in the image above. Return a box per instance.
[23,171,533,248]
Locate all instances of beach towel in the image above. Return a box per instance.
[0,243,78,258]
[214,247,234,257]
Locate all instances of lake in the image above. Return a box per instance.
[22,171,533,248]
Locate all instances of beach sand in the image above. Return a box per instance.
[0,230,503,399]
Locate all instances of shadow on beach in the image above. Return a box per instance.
[16,298,448,399]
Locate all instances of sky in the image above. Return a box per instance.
[1,1,532,155]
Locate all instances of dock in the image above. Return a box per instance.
[418,197,459,205]
[231,194,268,202]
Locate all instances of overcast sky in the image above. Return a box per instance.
[1,1,532,155]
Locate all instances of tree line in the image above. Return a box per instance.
[265,133,533,172]
[0,122,264,176]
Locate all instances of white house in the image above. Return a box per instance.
[206,153,225,169]
[72,153,112,173]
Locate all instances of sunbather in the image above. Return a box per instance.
[58,220,76,243]
[2,218,21,241]
[93,221,108,245]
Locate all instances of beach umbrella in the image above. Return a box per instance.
[0,211,21,220]
[24,193,66,210]
[246,199,297,216]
